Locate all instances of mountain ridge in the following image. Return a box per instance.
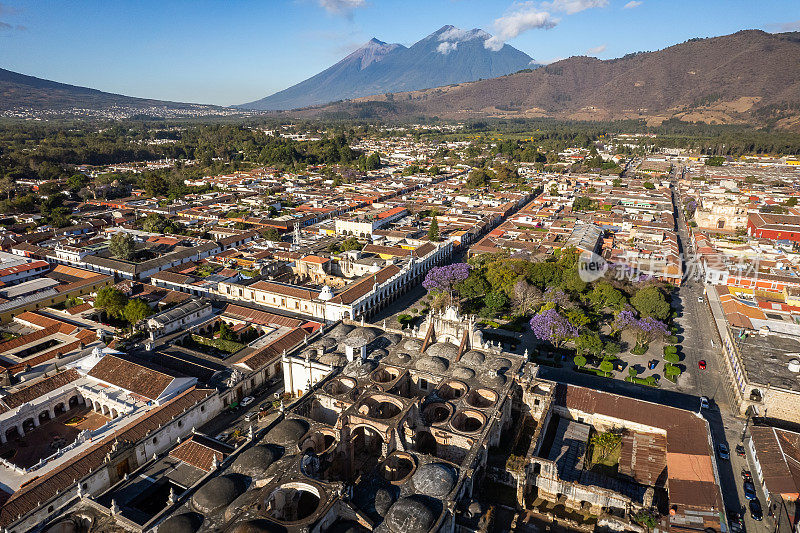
[239,25,538,111]
[291,29,800,130]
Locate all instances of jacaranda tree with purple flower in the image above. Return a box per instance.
[423,263,470,307]
[543,287,570,308]
[612,308,638,335]
[635,317,669,346]
[530,308,578,348]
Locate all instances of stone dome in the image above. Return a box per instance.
[346,327,380,345]
[415,356,449,374]
[317,336,338,349]
[460,351,485,367]
[43,521,78,533]
[230,520,284,533]
[328,323,354,340]
[491,357,512,372]
[451,366,476,380]
[319,352,347,366]
[369,347,389,359]
[425,342,459,359]
[374,487,395,517]
[384,495,442,533]
[231,445,279,477]
[403,339,423,352]
[192,475,245,514]
[412,462,457,498]
[384,333,402,345]
[266,418,309,447]
[391,351,412,364]
[479,370,506,388]
[343,358,378,377]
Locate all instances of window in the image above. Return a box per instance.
[419,378,428,390]
[201,405,206,412]
[152,437,158,444]
[177,420,183,428]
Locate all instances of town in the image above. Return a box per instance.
[0,121,797,533]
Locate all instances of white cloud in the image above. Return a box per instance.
[540,0,608,14]
[438,27,489,43]
[586,43,606,55]
[437,41,459,54]
[766,19,800,33]
[484,7,558,51]
[623,1,643,8]
[318,0,365,16]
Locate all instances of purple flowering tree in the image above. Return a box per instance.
[635,317,669,346]
[543,287,570,308]
[612,308,638,335]
[423,263,470,307]
[529,308,578,348]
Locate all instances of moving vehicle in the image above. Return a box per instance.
[736,444,746,457]
[743,480,757,500]
[749,498,763,521]
[717,443,730,460]
[240,396,255,407]
[699,360,707,370]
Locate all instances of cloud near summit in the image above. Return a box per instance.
[483,0,607,51]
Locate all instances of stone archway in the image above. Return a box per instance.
[102,405,110,417]
[54,403,66,416]
[38,410,51,424]
[22,418,36,433]
[4,426,20,442]
[350,425,384,480]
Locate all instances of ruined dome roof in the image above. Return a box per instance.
[266,418,309,447]
[451,366,475,380]
[328,323,354,340]
[384,495,442,533]
[425,342,459,359]
[491,357,512,372]
[402,339,423,352]
[192,475,245,514]
[369,347,389,359]
[319,352,347,366]
[343,357,378,377]
[384,333,402,345]
[479,369,506,388]
[317,336,338,349]
[412,462,457,498]
[374,487,395,517]
[460,350,485,367]
[390,351,412,364]
[346,327,380,345]
[415,355,449,374]
[231,445,279,477]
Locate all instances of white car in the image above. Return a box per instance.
[698,296,705,303]
[700,396,710,410]
[240,396,255,407]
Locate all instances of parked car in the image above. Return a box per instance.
[698,360,707,370]
[743,480,757,500]
[700,396,710,410]
[717,443,730,460]
[727,510,744,533]
[240,396,255,407]
[741,470,752,481]
[698,296,705,303]
[649,360,658,370]
[244,411,257,422]
[736,444,746,457]
[749,498,763,521]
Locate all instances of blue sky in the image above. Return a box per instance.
[0,0,798,106]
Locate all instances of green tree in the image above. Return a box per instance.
[109,232,135,261]
[591,430,622,461]
[342,237,363,251]
[574,355,587,368]
[94,286,129,319]
[217,321,237,342]
[263,228,281,242]
[466,168,490,188]
[599,359,614,375]
[631,286,671,320]
[573,196,594,211]
[123,298,152,325]
[576,332,603,357]
[483,291,509,316]
[643,181,655,189]
[428,216,440,242]
[365,152,382,170]
[628,366,638,379]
